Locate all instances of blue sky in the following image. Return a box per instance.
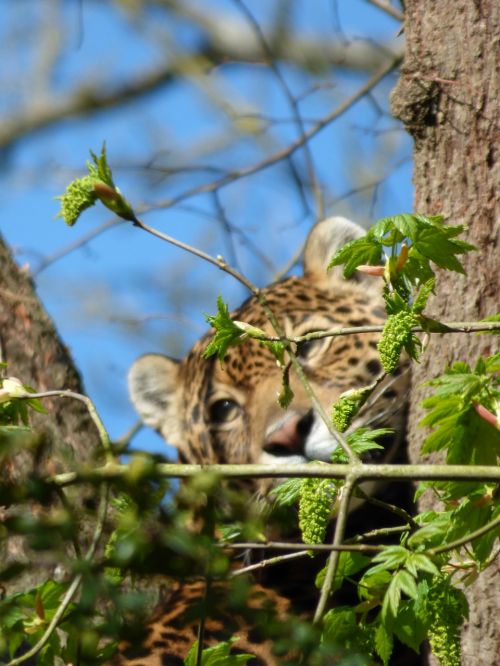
[0,0,411,457]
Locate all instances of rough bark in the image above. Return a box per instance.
[0,235,101,592]
[391,1,499,663]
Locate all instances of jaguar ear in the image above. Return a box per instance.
[128,354,182,444]
[303,216,367,286]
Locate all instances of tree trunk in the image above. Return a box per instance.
[0,235,101,592]
[391,1,499,663]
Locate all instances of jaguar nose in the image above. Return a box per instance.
[263,411,314,457]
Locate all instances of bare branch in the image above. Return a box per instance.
[364,0,405,22]
[151,54,403,211]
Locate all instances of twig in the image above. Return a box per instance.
[47,461,500,486]
[222,541,383,553]
[151,55,403,212]
[231,551,309,577]
[232,0,323,217]
[33,218,122,276]
[428,513,500,557]
[18,389,113,463]
[357,488,419,530]
[364,0,404,22]
[131,216,359,464]
[113,420,143,451]
[226,321,500,343]
[345,524,410,543]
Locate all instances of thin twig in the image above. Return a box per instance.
[357,488,419,530]
[18,389,113,463]
[223,541,383,553]
[232,0,323,217]
[231,551,309,577]
[151,55,403,212]
[364,0,405,22]
[345,524,410,543]
[428,513,500,557]
[33,218,122,276]
[131,216,359,464]
[228,321,500,343]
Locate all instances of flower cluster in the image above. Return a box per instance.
[377,310,418,373]
[299,477,337,545]
[331,387,371,432]
[426,577,467,666]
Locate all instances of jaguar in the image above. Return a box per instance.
[118,216,410,665]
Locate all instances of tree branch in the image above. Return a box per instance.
[46,461,500,487]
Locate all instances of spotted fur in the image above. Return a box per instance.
[121,217,410,664]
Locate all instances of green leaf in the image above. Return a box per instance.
[56,143,137,225]
[393,599,428,653]
[382,574,402,619]
[408,512,451,549]
[203,297,245,364]
[395,570,418,601]
[418,316,454,333]
[357,569,392,603]
[270,477,302,506]
[88,143,115,187]
[315,551,371,591]
[328,236,383,278]
[331,427,389,464]
[412,278,435,314]
[405,553,440,578]
[184,638,253,665]
[369,546,409,574]
[321,607,371,656]
[374,620,393,666]
[412,224,475,274]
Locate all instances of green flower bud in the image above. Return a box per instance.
[377,310,418,373]
[426,576,467,666]
[331,387,372,432]
[299,477,337,546]
[55,175,97,226]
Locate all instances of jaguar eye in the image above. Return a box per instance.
[209,399,240,424]
[295,337,321,360]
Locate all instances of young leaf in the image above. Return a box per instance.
[315,551,371,592]
[330,428,389,463]
[203,297,245,364]
[270,477,303,506]
[375,620,393,666]
[328,236,383,278]
[56,143,136,225]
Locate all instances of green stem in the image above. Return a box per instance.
[48,462,500,486]
[428,513,500,556]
